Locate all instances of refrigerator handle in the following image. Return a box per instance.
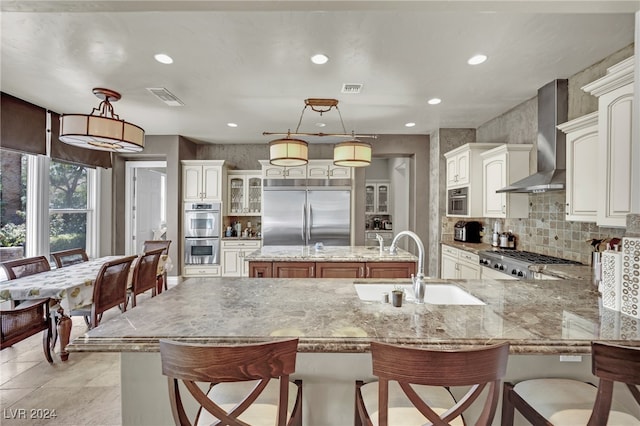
[302,203,307,243]
[308,204,312,242]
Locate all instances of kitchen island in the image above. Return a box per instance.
[68,275,640,425]
[244,245,418,278]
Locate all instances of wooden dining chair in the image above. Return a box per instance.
[69,255,136,329]
[142,240,171,292]
[159,338,303,426]
[355,341,510,426]
[502,342,640,426]
[1,297,53,363]
[129,248,164,308]
[51,248,88,268]
[1,256,51,280]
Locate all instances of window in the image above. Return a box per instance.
[49,161,90,254]
[0,152,98,268]
[0,151,28,258]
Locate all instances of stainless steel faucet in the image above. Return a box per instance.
[375,233,384,253]
[389,230,426,304]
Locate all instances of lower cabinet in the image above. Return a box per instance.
[248,262,273,278]
[183,265,221,277]
[221,240,261,277]
[273,262,315,278]
[440,244,481,279]
[249,261,416,278]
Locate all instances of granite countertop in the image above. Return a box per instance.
[441,239,591,280]
[68,276,640,355]
[244,245,418,262]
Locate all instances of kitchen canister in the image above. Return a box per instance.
[620,237,640,319]
[601,251,622,311]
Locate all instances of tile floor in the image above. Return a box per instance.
[1,294,158,426]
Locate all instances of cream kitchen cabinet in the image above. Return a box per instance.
[227,170,262,215]
[444,143,501,217]
[582,56,634,228]
[183,265,221,277]
[445,143,501,189]
[557,112,599,222]
[307,160,352,179]
[259,160,307,179]
[182,160,226,202]
[365,180,390,214]
[221,240,261,277]
[440,244,481,279]
[481,144,532,219]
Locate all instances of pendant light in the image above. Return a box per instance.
[59,88,145,152]
[263,98,375,167]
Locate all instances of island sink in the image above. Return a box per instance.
[354,283,486,305]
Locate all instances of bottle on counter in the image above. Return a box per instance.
[235,221,242,237]
[507,231,516,249]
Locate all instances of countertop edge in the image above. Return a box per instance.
[67,336,632,355]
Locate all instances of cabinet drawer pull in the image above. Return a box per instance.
[359,266,364,277]
[366,266,370,277]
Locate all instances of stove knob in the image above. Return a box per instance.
[517,271,524,277]
[511,269,518,275]
[499,265,505,271]
[494,264,500,269]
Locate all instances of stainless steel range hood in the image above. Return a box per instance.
[497,79,568,193]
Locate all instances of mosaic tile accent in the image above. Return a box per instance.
[442,191,625,265]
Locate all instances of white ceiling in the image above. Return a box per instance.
[1,1,637,145]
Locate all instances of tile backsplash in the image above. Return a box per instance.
[442,191,625,265]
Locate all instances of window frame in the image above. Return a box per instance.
[23,155,99,258]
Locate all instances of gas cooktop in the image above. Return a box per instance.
[478,249,581,279]
[485,249,583,265]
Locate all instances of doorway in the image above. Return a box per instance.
[125,161,167,255]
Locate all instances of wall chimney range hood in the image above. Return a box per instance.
[497,79,568,193]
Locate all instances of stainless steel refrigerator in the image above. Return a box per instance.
[262,179,351,246]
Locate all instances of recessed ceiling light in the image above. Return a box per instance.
[154,53,173,64]
[227,123,238,128]
[311,54,329,65]
[428,98,442,105]
[405,122,416,127]
[467,54,487,65]
[315,122,326,128]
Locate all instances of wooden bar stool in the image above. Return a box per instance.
[159,338,303,426]
[502,342,640,425]
[355,341,510,426]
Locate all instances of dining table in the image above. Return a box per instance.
[0,254,171,361]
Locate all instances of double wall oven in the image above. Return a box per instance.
[184,202,221,265]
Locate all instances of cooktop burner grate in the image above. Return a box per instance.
[488,250,582,265]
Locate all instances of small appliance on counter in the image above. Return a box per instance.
[453,220,482,243]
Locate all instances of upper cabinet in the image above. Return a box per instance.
[444,143,501,217]
[259,159,352,180]
[557,112,599,222]
[481,144,532,218]
[582,56,634,228]
[260,160,307,179]
[307,160,352,179]
[182,160,226,202]
[227,170,262,216]
[365,180,390,214]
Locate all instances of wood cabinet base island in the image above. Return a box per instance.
[67,277,640,425]
[245,245,418,278]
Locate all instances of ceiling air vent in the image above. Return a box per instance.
[146,87,184,106]
[341,83,363,94]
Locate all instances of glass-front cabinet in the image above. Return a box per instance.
[227,170,262,215]
[365,180,389,214]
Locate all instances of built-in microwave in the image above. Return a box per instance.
[447,187,468,216]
